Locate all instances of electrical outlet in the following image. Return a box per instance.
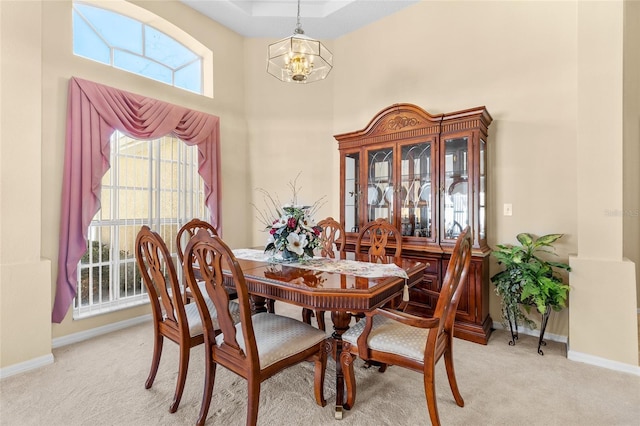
[504,203,513,216]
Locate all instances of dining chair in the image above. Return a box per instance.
[355,218,403,264]
[176,219,219,304]
[352,218,404,327]
[135,226,239,414]
[339,226,472,426]
[302,216,346,331]
[183,229,330,426]
[176,218,218,265]
[317,216,346,259]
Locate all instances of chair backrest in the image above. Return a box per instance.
[431,226,472,340]
[317,217,346,259]
[355,218,403,263]
[183,230,258,368]
[135,225,188,332]
[176,219,218,264]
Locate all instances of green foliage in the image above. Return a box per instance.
[82,240,111,264]
[79,241,140,306]
[491,233,571,329]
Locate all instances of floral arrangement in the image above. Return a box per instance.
[253,174,325,262]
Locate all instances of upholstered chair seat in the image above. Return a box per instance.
[215,312,327,369]
[342,314,430,362]
[184,297,240,337]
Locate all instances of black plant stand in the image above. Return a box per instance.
[506,305,552,355]
[505,306,519,346]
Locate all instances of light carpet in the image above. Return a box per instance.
[1,303,639,426]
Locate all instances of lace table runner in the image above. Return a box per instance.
[232,248,409,279]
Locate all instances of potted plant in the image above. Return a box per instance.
[491,233,571,353]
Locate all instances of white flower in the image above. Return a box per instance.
[286,232,308,255]
[272,216,288,229]
[266,234,275,245]
[299,215,316,231]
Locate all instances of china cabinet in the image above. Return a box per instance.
[334,103,493,344]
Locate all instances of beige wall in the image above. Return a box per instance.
[624,0,640,307]
[0,0,52,369]
[0,0,637,372]
[244,37,335,246]
[568,0,638,368]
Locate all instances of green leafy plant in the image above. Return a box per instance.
[491,233,571,329]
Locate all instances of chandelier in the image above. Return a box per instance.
[266,0,333,83]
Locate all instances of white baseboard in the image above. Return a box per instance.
[492,321,568,344]
[52,314,152,348]
[0,353,54,380]
[492,320,640,376]
[567,350,640,376]
[0,314,152,380]
[567,305,639,375]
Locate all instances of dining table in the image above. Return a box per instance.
[224,249,428,419]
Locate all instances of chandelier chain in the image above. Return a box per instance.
[294,0,304,34]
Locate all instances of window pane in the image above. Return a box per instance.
[118,189,149,219]
[159,190,178,218]
[73,10,110,64]
[74,3,143,54]
[175,60,202,94]
[113,50,172,84]
[119,259,140,298]
[76,132,207,318]
[159,160,178,189]
[100,186,111,220]
[120,155,150,189]
[72,2,209,95]
[145,26,198,69]
[159,224,179,253]
[164,137,179,158]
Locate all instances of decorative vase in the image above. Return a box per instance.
[281,249,301,262]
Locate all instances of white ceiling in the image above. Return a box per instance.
[179,0,419,39]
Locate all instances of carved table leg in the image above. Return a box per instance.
[330,311,352,419]
[250,295,268,314]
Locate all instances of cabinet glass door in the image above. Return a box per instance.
[400,142,432,238]
[344,152,360,233]
[367,147,394,224]
[443,137,469,241]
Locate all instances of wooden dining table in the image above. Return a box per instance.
[224,251,427,419]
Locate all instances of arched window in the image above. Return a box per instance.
[72,1,213,97]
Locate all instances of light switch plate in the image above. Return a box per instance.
[504,203,513,216]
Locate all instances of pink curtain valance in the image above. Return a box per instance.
[52,77,221,323]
